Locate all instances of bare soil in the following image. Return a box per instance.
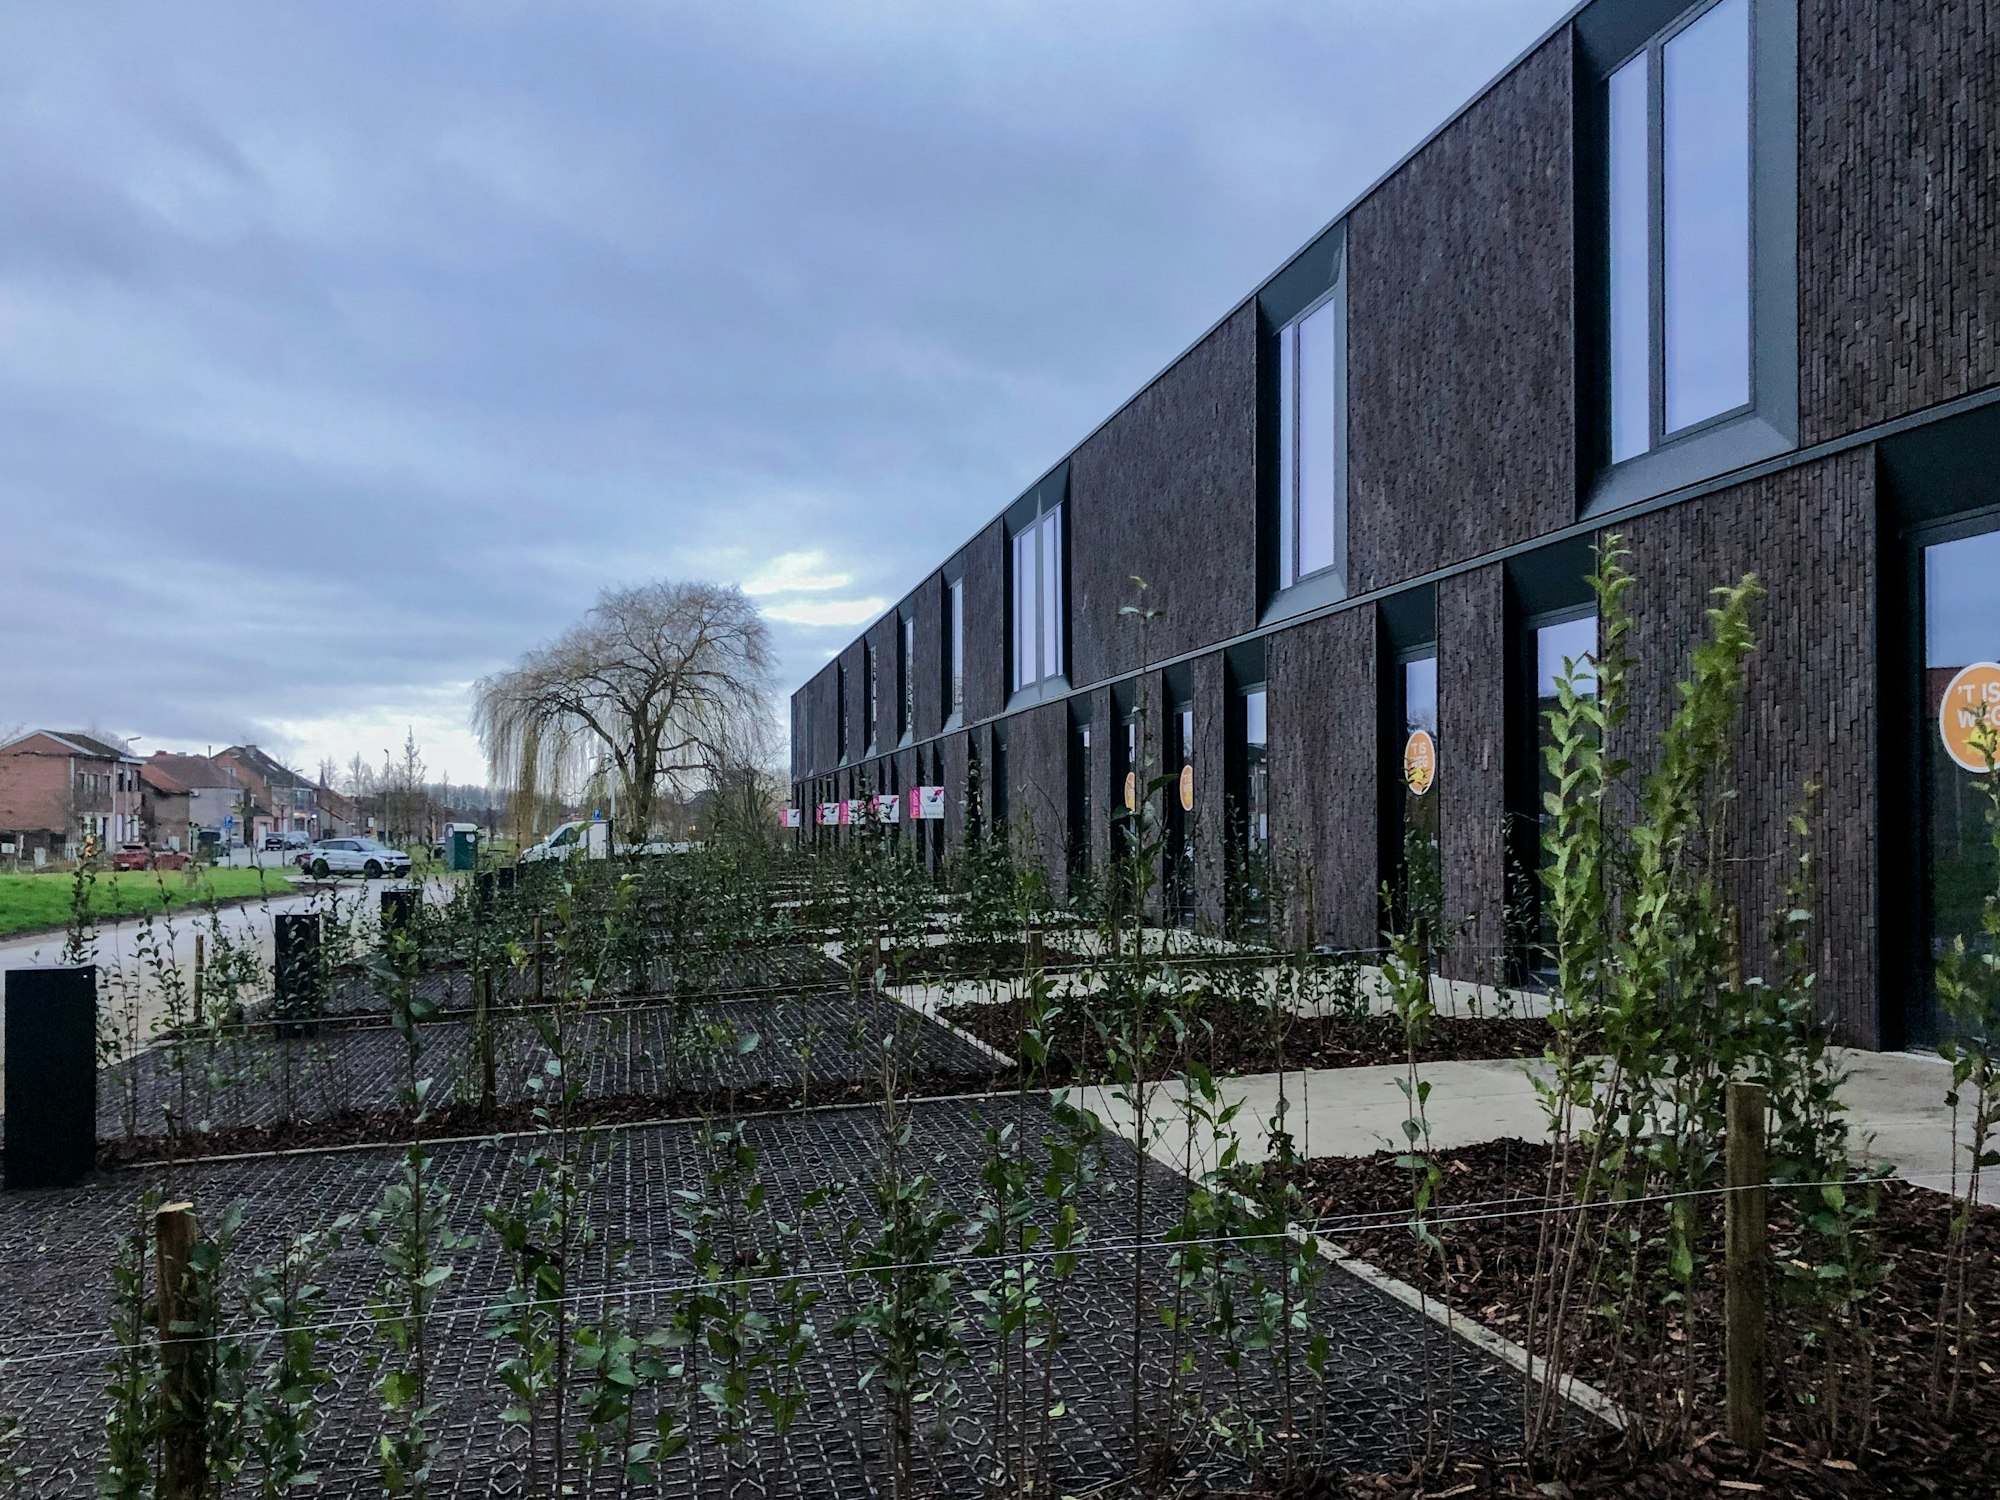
[941,991,1552,1082]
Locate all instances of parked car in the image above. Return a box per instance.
[299,837,413,880]
[111,843,190,872]
[263,831,311,852]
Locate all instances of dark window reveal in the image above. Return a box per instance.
[944,577,965,720]
[899,613,915,741]
[1010,505,1065,693]
[1276,278,1347,593]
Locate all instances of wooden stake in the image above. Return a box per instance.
[1026,928,1046,972]
[477,969,497,1116]
[155,1201,204,1500]
[1725,1080,1768,1454]
[191,935,205,1021]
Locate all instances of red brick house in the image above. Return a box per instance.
[139,763,193,851]
[0,730,145,860]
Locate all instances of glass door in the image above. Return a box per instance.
[1918,520,2000,1043]
[1166,703,1196,927]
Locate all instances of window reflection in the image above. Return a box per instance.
[1925,527,2000,1018]
[1608,53,1651,462]
[1664,0,1752,433]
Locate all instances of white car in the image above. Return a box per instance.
[300,837,413,880]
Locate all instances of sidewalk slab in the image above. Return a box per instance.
[1081,1048,1995,1202]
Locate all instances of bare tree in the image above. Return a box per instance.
[376,729,431,847]
[705,703,786,844]
[472,580,774,841]
[343,753,376,800]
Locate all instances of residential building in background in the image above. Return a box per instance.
[212,744,320,846]
[791,0,2000,1053]
[146,752,251,849]
[138,762,192,850]
[0,730,145,858]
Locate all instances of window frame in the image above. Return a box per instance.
[1257,221,1350,626]
[863,640,879,754]
[836,660,850,765]
[942,572,965,726]
[1275,280,1348,596]
[1579,0,1798,516]
[1005,478,1068,704]
[898,609,915,744]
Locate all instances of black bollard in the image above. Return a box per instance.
[475,870,497,922]
[4,967,97,1189]
[380,887,418,939]
[273,912,324,1038]
[495,865,517,899]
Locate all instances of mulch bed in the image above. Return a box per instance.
[91,1071,1005,1166]
[1263,1138,2000,1499]
[939,991,1551,1081]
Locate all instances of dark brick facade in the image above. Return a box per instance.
[911,573,944,741]
[1347,34,1576,594]
[1614,450,1879,1042]
[1067,306,1260,683]
[790,0,1998,1048]
[961,524,1007,725]
[1801,0,2000,444]
[1437,564,1510,982]
[1267,608,1379,951]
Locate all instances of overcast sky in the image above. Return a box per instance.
[1,0,1569,785]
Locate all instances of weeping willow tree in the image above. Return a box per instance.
[473,580,774,843]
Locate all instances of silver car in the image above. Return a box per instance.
[300,837,412,880]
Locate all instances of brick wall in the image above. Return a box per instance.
[1268,607,1379,949]
[1801,0,2000,443]
[1067,306,1259,684]
[1614,449,1879,1041]
[1006,702,1070,893]
[911,573,944,740]
[962,523,1008,724]
[1192,652,1230,925]
[1437,564,1510,982]
[1347,33,1576,595]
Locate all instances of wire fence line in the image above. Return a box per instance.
[0,1169,1904,1371]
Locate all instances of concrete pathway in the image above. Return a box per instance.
[1080,1048,1992,1202]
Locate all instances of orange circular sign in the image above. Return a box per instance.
[1178,764,1195,812]
[1403,728,1437,796]
[1123,771,1137,812]
[1940,661,2000,773]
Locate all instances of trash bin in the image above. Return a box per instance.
[4,967,96,1190]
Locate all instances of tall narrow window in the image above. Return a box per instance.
[1069,717,1093,893]
[992,725,1009,836]
[1526,612,1598,970]
[1010,504,1065,693]
[836,663,849,762]
[1115,711,1140,856]
[1605,0,1754,462]
[1276,277,1346,592]
[944,577,964,719]
[899,613,915,740]
[1165,702,1195,926]
[1389,651,1441,928]
[1234,685,1271,932]
[863,642,878,752]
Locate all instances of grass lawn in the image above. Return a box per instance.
[0,866,295,939]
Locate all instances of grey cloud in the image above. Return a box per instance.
[0,0,1569,770]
